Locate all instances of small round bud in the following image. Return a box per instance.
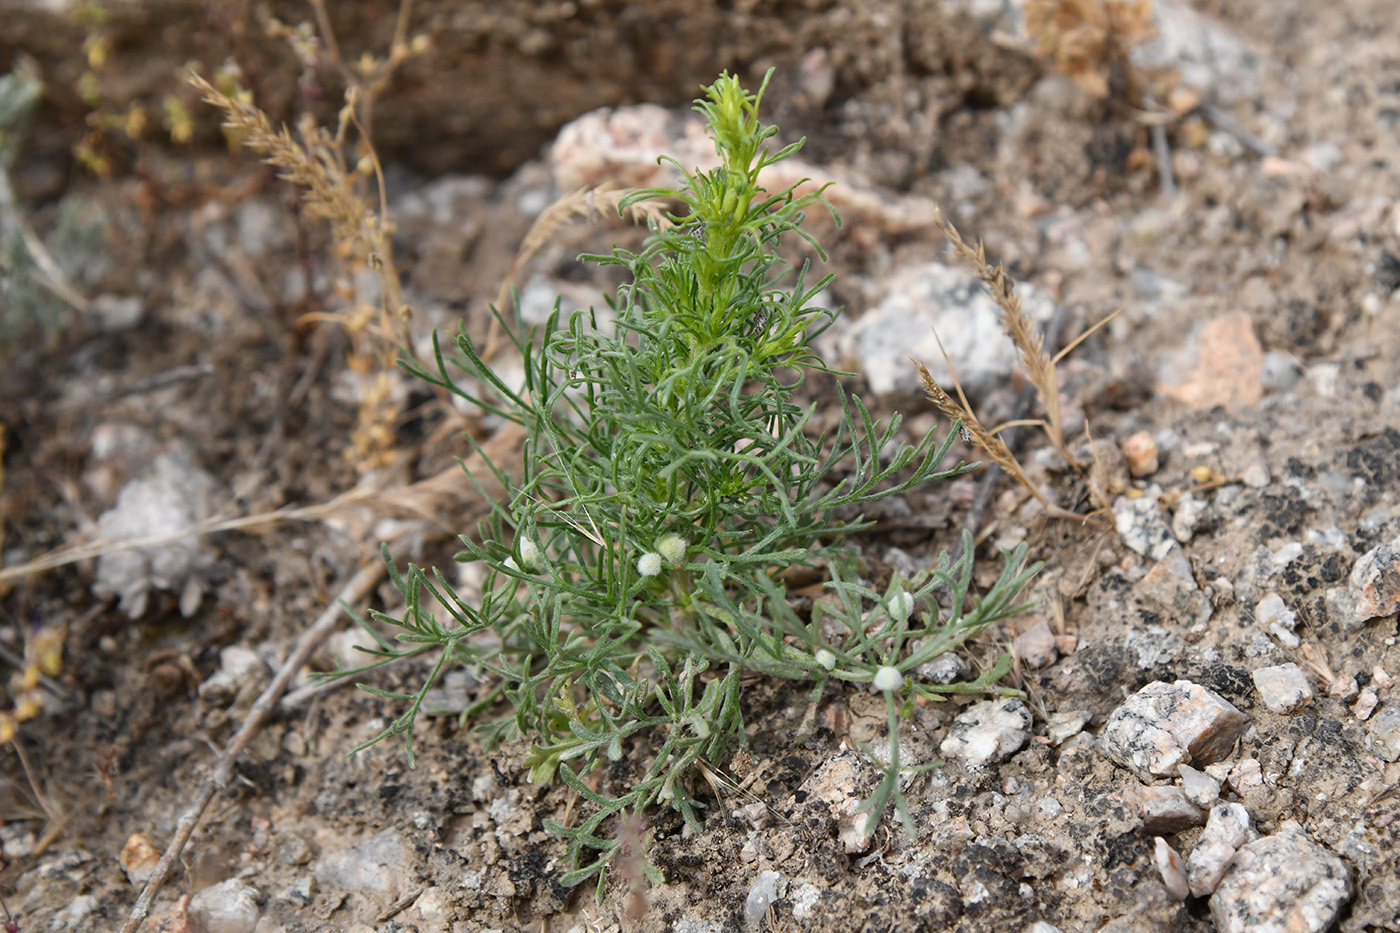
[518,538,541,570]
[656,533,687,563]
[889,591,914,624]
[637,552,663,577]
[502,557,520,574]
[815,649,837,672]
[872,666,904,692]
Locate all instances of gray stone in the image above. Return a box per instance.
[189,880,261,933]
[1256,594,1300,648]
[313,828,410,901]
[1114,492,1179,562]
[1046,710,1092,746]
[1124,784,1205,833]
[1259,351,1302,393]
[1209,831,1351,933]
[798,750,877,854]
[939,699,1033,767]
[843,260,1056,397]
[1252,663,1313,713]
[1014,620,1058,669]
[91,293,144,330]
[916,652,968,685]
[744,870,786,927]
[1227,757,1264,793]
[198,645,268,705]
[235,200,288,258]
[1100,680,1249,781]
[1170,493,1208,543]
[1349,539,1400,623]
[91,446,218,619]
[1131,0,1267,104]
[1242,459,1272,489]
[1177,764,1222,808]
[1368,705,1400,762]
[1154,837,1191,901]
[1188,803,1256,897]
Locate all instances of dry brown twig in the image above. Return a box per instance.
[117,556,389,933]
[0,420,526,589]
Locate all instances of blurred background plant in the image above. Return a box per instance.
[0,62,102,352]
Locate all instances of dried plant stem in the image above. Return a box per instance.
[932,208,1071,462]
[118,556,388,933]
[914,359,1053,512]
[0,421,525,587]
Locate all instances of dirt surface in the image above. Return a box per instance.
[3,2,1400,932]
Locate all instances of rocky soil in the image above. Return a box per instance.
[2,1,1399,932]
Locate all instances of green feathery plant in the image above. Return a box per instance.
[337,70,1039,896]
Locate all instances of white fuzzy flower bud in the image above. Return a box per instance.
[637,551,663,577]
[815,649,837,671]
[502,557,520,574]
[518,538,541,570]
[872,666,904,692]
[889,591,914,623]
[656,533,687,563]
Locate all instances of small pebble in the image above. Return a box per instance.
[916,652,968,685]
[1122,431,1160,477]
[1046,710,1092,745]
[1353,690,1379,721]
[1327,675,1359,701]
[1255,594,1296,631]
[1209,829,1350,933]
[1241,460,1271,488]
[188,879,261,933]
[1252,663,1313,713]
[1189,802,1256,896]
[1155,836,1191,901]
[1171,493,1207,542]
[1368,705,1400,762]
[1348,539,1400,622]
[1014,621,1058,669]
[1228,757,1263,792]
[119,833,162,886]
[1100,680,1250,780]
[1114,491,1179,562]
[1126,784,1205,833]
[1178,763,1223,808]
[744,870,786,927]
[939,699,1033,767]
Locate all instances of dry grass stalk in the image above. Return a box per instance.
[189,58,416,472]
[0,421,527,589]
[932,207,1072,463]
[484,185,673,360]
[913,359,1053,512]
[189,72,380,274]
